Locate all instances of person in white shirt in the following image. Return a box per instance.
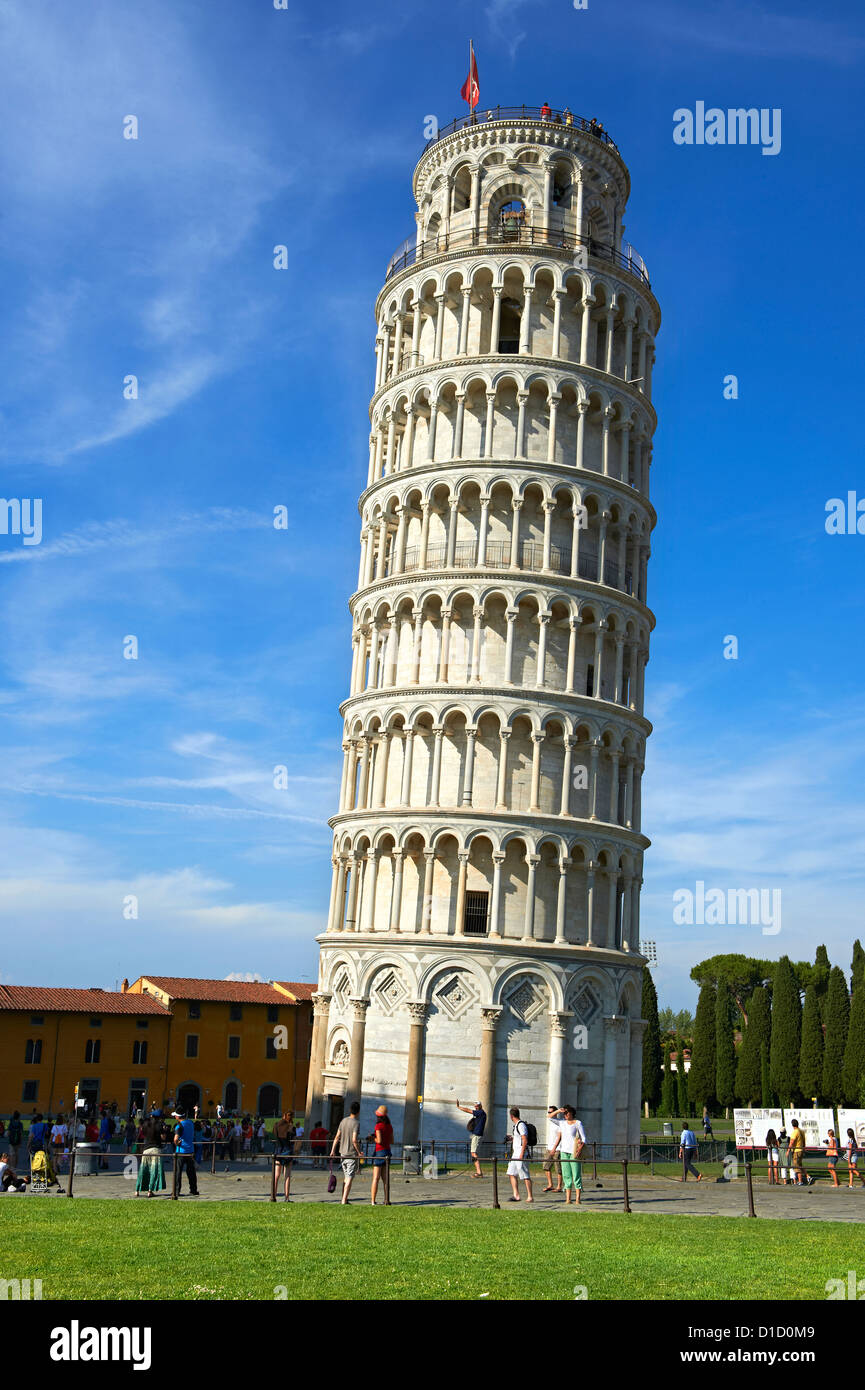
[543,1105,564,1193]
[507,1107,533,1203]
[50,1118,68,1153]
[550,1106,587,1205]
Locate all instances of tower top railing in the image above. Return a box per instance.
[385,223,650,288]
[420,105,620,159]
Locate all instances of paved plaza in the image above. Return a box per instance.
[31,1158,865,1222]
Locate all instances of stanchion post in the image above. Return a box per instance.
[592,1141,597,1181]
[622,1158,631,1214]
[211,1140,216,1175]
[172,1151,178,1200]
[67,1146,76,1199]
[270,1155,277,1203]
[745,1158,756,1217]
[385,1156,391,1206]
[492,1155,500,1209]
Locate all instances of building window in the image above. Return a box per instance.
[228,1036,241,1059]
[24,1038,42,1065]
[585,664,594,697]
[464,890,490,936]
[85,1039,101,1064]
[90,1017,102,1028]
[186,1035,199,1059]
[22,1081,38,1103]
[265,1037,277,1060]
[229,1004,242,1022]
[133,1041,148,1065]
[30,1014,44,1025]
[136,1019,148,1029]
[266,1005,278,1023]
[188,1003,201,1020]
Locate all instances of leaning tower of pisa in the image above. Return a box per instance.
[305,105,660,1152]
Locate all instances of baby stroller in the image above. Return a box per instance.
[29,1149,60,1193]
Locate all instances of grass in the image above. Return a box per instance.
[3,1199,862,1301]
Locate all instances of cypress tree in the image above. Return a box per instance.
[851,939,865,995]
[688,983,717,1111]
[641,969,662,1113]
[715,986,737,1112]
[799,984,824,1102]
[736,985,770,1104]
[813,945,831,1019]
[675,1038,689,1118]
[769,956,801,1106]
[822,966,850,1105]
[660,1039,676,1117]
[760,1042,771,1107]
[842,984,865,1105]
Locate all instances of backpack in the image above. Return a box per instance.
[524,1122,538,1148]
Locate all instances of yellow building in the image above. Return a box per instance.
[125,976,314,1116]
[0,985,171,1117]
[0,977,314,1119]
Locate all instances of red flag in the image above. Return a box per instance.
[461,42,479,111]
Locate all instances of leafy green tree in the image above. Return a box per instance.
[675,1039,690,1118]
[658,1006,694,1039]
[735,985,770,1104]
[691,955,770,1026]
[769,956,801,1106]
[715,985,737,1112]
[660,1040,676,1117]
[822,966,850,1105]
[842,984,865,1105]
[688,983,717,1110]
[760,1042,772,1107]
[851,939,865,995]
[812,945,831,1021]
[641,968,662,1113]
[799,984,824,1102]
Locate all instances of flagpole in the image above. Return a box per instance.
[468,39,472,117]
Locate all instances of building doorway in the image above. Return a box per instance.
[128,1080,147,1117]
[258,1084,281,1117]
[177,1082,201,1115]
[328,1095,345,1132]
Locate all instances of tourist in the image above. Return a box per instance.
[330,1100,363,1204]
[540,101,552,120]
[28,1112,49,1155]
[845,1129,865,1189]
[507,1107,533,1203]
[678,1123,702,1181]
[551,1105,586,1205]
[456,1098,487,1177]
[702,1108,714,1140]
[135,1114,166,1196]
[241,1118,253,1160]
[309,1118,329,1168]
[0,1152,27,1193]
[765,1128,780,1184]
[171,1108,199,1196]
[193,1121,204,1165]
[786,1119,808,1186]
[777,1124,790,1184]
[84,1115,99,1143]
[542,1105,564,1193]
[274,1111,296,1201]
[50,1113,68,1157]
[6,1112,23,1169]
[123,1118,136,1154]
[824,1130,840,1188]
[256,1119,267,1155]
[370,1105,393,1205]
[563,106,573,125]
[98,1110,113,1169]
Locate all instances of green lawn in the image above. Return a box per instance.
[3,1199,861,1301]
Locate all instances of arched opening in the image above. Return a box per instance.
[499,199,526,239]
[258,1084,281,1118]
[177,1081,201,1115]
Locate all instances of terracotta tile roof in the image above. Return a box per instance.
[135,976,306,1005]
[0,985,169,1015]
[274,982,316,1001]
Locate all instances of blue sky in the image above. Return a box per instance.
[0,0,863,1008]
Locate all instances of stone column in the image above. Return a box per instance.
[608,750,620,823]
[592,622,605,698]
[555,861,569,944]
[402,406,415,470]
[515,392,529,457]
[624,759,634,829]
[471,607,483,682]
[614,635,626,705]
[588,740,600,820]
[458,287,472,355]
[455,850,469,935]
[529,731,543,810]
[519,287,532,354]
[429,725,445,806]
[600,1015,624,1149]
[483,391,496,457]
[344,853,361,930]
[438,609,452,683]
[522,854,540,941]
[389,849,405,932]
[403,1002,428,1144]
[623,317,635,381]
[579,297,595,365]
[479,1006,503,1151]
[547,395,560,464]
[372,731,391,808]
[551,290,564,357]
[560,736,574,816]
[547,1011,572,1108]
[477,495,490,567]
[418,503,431,569]
[421,849,435,933]
[325,857,341,932]
[410,608,423,684]
[345,997,370,1110]
[400,727,414,806]
[394,507,408,572]
[433,292,446,359]
[410,299,422,366]
[495,729,511,809]
[426,395,438,460]
[601,410,612,477]
[503,608,517,682]
[489,853,505,936]
[332,857,347,930]
[586,860,596,946]
[627,1019,648,1147]
[303,991,332,1133]
[490,286,502,350]
[565,618,578,691]
[360,850,380,933]
[576,400,588,470]
[462,727,477,804]
[452,395,466,459]
[535,614,549,687]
